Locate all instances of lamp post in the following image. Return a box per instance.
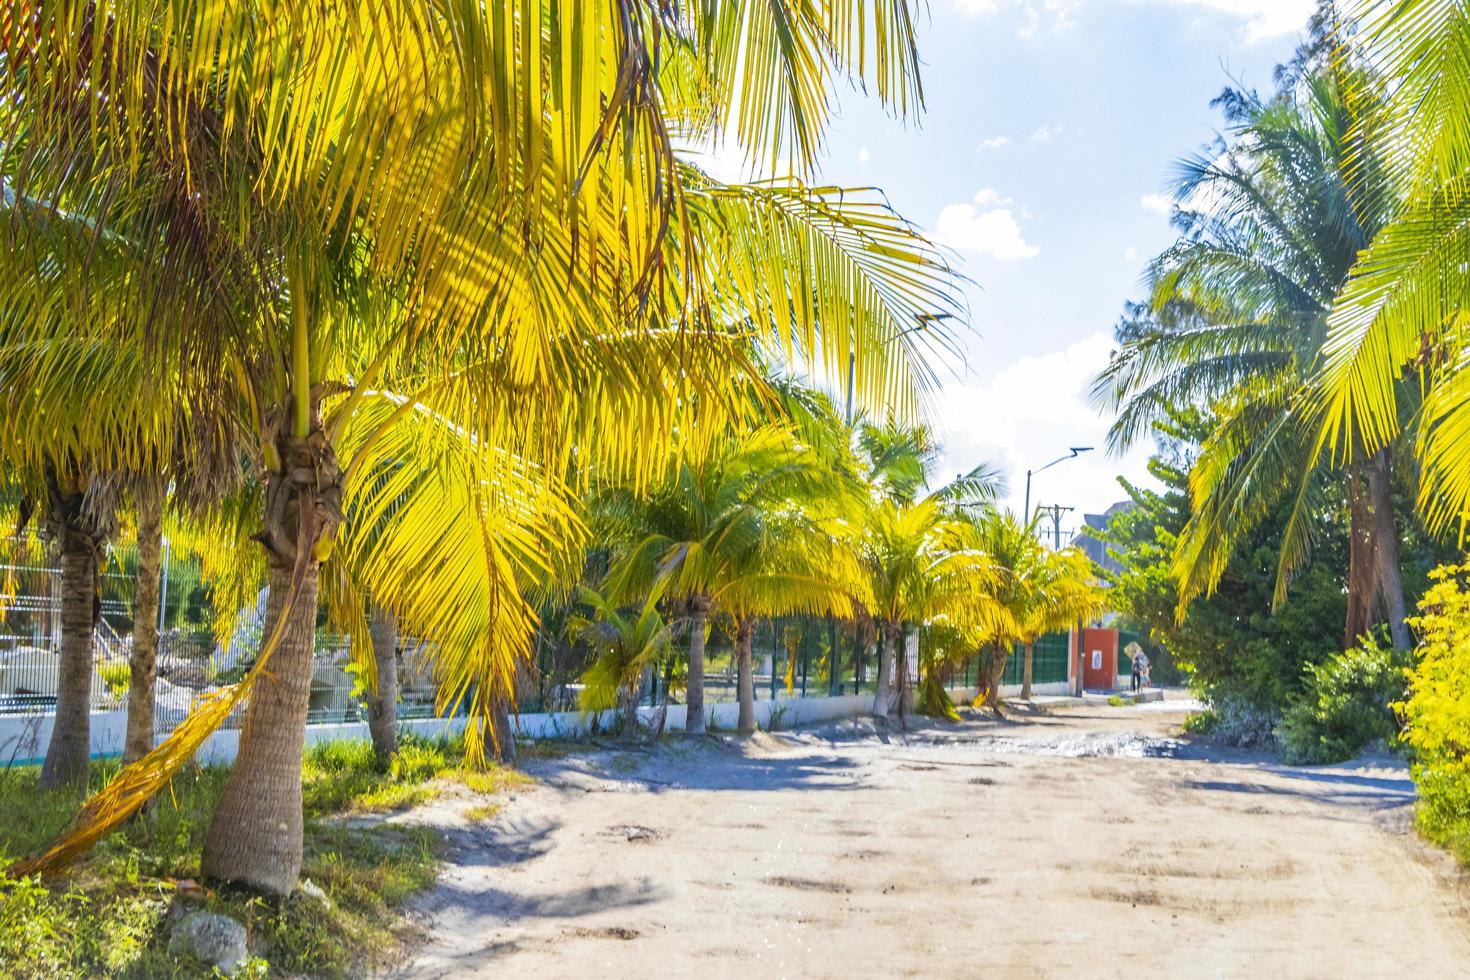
[844,314,949,424]
[1023,447,1093,525]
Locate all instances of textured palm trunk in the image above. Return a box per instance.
[123,480,164,765]
[201,552,319,893]
[736,620,756,736]
[894,626,913,731]
[684,596,710,734]
[367,604,399,758]
[1366,448,1411,650]
[1344,467,1376,650]
[201,426,342,896]
[39,520,102,790]
[985,645,1007,717]
[1072,624,1084,697]
[1020,642,1035,701]
[617,674,642,741]
[489,695,517,762]
[872,620,896,724]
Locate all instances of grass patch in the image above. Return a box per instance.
[1107,695,1127,707]
[302,734,452,817]
[0,730,530,978]
[463,803,502,823]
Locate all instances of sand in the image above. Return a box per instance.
[389,693,1470,978]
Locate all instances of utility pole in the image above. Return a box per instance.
[1034,504,1074,550]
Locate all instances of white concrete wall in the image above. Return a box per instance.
[0,685,1063,769]
[0,709,128,767]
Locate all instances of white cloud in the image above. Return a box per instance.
[935,189,1039,261]
[940,0,1310,42]
[1158,0,1315,43]
[859,146,871,164]
[932,332,1157,524]
[1140,192,1172,215]
[980,135,1011,150]
[1124,246,1139,261]
[1030,124,1062,144]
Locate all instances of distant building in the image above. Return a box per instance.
[1070,500,1134,577]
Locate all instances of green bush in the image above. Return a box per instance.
[1277,636,1408,764]
[1412,760,1470,864]
[1399,561,1470,864]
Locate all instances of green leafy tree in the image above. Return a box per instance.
[1094,27,1412,650]
[1101,411,1350,739]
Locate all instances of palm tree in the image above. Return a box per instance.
[122,475,165,766]
[852,420,1004,727]
[363,603,399,759]
[5,3,958,891]
[860,495,1004,728]
[1093,50,1411,649]
[1311,0,1470,551]
[1015,542,1102,702]
[569,587,676,741]
[600,425,857,734]
[964,512,1043,713]
[716,503,864,736]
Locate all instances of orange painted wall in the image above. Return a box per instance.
[1080,627,1119,691]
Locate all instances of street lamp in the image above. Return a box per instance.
[1023,447,1093,524]
[845,314,950,424]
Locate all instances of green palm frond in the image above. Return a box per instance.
[333,391,587,762]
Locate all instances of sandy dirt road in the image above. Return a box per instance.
[393,695,1470,978]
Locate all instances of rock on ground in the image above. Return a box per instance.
[168,909,248,974]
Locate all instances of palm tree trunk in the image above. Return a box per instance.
[123,478,164,765]
[39,516,103,790]
[736,620,756,736]
[1344,466,1375,649]
[1366,448,1411,650]
[872,620,896,724]
[685,596,710,734]
[1020,642,1034,701]
[986,645,1007,717]
[489,694,517,762]
[895,625,913,731]
[202,428,342,896]
[367,603,398,758]
[201,551,319,894]
[619,677,641,741]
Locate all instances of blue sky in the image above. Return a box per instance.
[706,0,1316,534]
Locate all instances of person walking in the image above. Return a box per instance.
[1130,654,1141,693]
[1136,649,1151,689]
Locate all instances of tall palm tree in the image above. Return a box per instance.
[1312,0,1470,551]
[5,3,956,891]
[964,511,1044,713]
[715,501,865,736]
[1093,53,1411,649]
[851,419,1004,727]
